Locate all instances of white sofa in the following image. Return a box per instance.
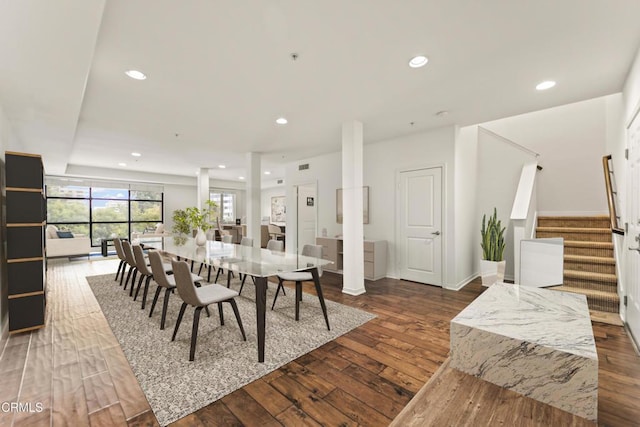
[130,223,171,242]
[45,225,91,258]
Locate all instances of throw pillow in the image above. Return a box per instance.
[46,225,59,239]
[56,231,74,239]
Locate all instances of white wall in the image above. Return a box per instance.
[285,151,342,253]
[163,183,197,232]
[476,128,537,280]
[623,46,640,126]
[283,126,459,286]
[364,126,457,286]
[454,125,479,288]
[481,96,611,215]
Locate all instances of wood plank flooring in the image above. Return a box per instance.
[390,358,595,427]
[0,257,639,426]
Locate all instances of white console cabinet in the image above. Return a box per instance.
[316,237,386,281]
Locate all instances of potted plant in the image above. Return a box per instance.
[480,208,506,286]
[184,206,210,245]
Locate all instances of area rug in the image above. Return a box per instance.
[86,273,375,425]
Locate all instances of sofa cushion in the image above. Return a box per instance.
[56,230,74,238]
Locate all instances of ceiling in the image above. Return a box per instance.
[1,0,640,185]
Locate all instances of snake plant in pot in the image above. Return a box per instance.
[480,207,506,286]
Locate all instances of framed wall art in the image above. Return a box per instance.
[270,196,286,223]
[336,186,369,224]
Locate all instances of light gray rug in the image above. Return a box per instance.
[86,273,375,426]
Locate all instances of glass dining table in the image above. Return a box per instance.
[139,236,331,362]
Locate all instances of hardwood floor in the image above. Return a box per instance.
[1,257,639,426]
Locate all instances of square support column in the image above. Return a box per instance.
[342,121,366,295]
[197,168,210,209]
[246,153,261,247]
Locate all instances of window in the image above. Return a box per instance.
[210,191,236,223]
[46,182,164,247]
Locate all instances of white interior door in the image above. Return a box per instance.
[626,113,640,344]
[397,167,443,285]
[297,184,317,250]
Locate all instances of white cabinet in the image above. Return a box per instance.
[364,240,387,281]
[316,237,386,281]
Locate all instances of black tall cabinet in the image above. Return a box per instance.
[5,151,46,333]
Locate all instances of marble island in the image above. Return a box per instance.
[450,283,598,421]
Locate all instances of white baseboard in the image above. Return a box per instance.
[444,273,479,291]
[342,288,366,296]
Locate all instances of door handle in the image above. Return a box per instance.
[431,231,441,236]
[629,247,640,253]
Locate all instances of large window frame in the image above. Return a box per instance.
[46,184,164,247]
[210,190,237,223]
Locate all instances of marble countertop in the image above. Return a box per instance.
[452,283,597,360]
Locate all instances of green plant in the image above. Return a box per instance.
[203,199,219,225]
[481,208,506,261]
[185,206,210,231]
[172,201,218,235]
[172,209,191,235]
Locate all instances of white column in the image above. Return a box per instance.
[197,168,210,208]
[342,121,366,295]
[246,153,261,247]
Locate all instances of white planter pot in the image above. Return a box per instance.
[480,260,506,287]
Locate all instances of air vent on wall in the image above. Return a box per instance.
[298,163,310,171]
[277,179,283,184]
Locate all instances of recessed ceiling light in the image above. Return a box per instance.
[125,69,147,80]
[264,171,271,175]
[239,176,245,180]
[131,152,141,157]
[536,80,556,91]
[409,55,428,68]
[275,117,288,125]
[118,162,127,167]
[218,164,226,169]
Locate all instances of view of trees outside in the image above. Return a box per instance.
[46,185,163,246]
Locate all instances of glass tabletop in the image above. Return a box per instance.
[139,236,331,277]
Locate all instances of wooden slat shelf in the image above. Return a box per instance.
[8,291,45,299]
[6,187,44,193]
[8,257,44,263]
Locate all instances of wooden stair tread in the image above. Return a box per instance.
[564,254,615,264]
[536,226,610,233]
[563,240,613,249]
[537,215,609,219]
[564,269,617,282]
[550,285,619,300]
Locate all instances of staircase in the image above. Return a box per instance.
[536,216,619,313]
